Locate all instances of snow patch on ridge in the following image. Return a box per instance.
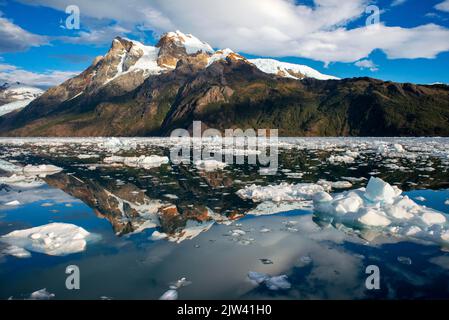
[249,58,339,80]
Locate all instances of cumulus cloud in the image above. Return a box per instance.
[0,13,48,53]
[354,59,378,71]
[0,64,80,88]
[16,0,449,64]
[435,0,449,12]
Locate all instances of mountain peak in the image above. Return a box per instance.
[157,30,214,55]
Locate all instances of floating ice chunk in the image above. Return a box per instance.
[313,192,333,203]
[194,160,227,171]
[237,183,324,203]
[2,245,31,258]
[328,155,355,164]
[414,196,426,202]
[1,223,91,256]
[445,200,449,206]
[298,256,313,266]
[22,164,63,176]
[358,209,391,227]
[397,256,412,265]
[248,272,291,290]
[260,259,274,265]
[159,289,178,300]
[364,177,401,203]
[393,144,405,153]
[331,181,353,189]
[5,200,20,206]
[169,277,192,289]
[29,288,55,300]
[150,231,168,241]
[314,177,449,245]
[104,155,169,169]
[124,155,169,169]
[247,201,312,216]
[421,211,446,225]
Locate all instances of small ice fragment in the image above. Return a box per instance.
[29,288,55,300]
[444,200,449,206]
[159,289,178,300]
[364,177,399,203]
[260,259,274,265]
[5,200,20,206]
[231,229,246,236]
[397,256,412,265]
[169,277,192,289]
[259,228,272,233]
[3,245,31,258]
[393,144,404,153]
[299,256,313,265]
[414,196,426,202]
[150,231,168,241]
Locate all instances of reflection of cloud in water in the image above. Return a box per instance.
[0,185,81,210]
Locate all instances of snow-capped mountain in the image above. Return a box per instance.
[1,31,447,137]
[0,83,43,117]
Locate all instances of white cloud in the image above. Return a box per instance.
[0,64,80,88]
[435,0,449,12]
[58,25,131,46]
[16,0,449,64]
[0,14,48,53]
[355,59,378,71]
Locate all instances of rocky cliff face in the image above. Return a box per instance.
[0,31,448,137]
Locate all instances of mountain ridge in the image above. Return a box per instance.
[0,31,448,137]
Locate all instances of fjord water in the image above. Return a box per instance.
[1,138,449,300]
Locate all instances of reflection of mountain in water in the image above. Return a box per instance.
[43,168,251,241]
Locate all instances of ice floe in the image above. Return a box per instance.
[103,155,169,169]
[237,183,325,203]
[1,223,92,257]
[314,177,449,245]
[194,159,227,171]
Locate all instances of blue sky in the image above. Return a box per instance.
[1,0,449,87]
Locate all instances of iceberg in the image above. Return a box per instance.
[1,223,92,256]
[314,177,449,245]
